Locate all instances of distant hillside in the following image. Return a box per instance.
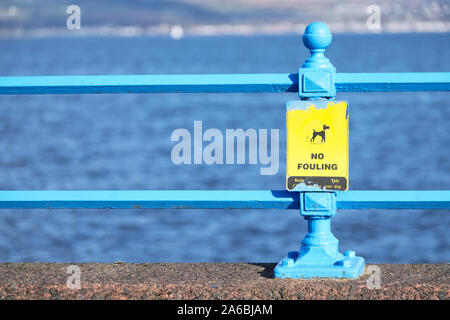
[0,0,449,36]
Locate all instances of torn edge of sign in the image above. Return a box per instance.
[291,182,328,192]
[290,185,349,196]
[286,99,348,113]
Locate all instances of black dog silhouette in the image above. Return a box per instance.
[310,124,330,143]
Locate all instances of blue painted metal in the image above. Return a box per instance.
[336,73,450,92]
[274,192,364,278]
[302,192,335,215]
[0,190,448,209]
[277,22,354,279]
[336,190,450,209]
[0,72,449,95]
[0,190,297,209]
[0,21,448,275]
[298,22,336,99]
[0,74,298,94]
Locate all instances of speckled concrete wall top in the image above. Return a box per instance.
[0,263,448,300]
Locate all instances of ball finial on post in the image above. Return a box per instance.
[302,22,333,69]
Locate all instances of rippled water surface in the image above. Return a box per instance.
[0,33,449,263]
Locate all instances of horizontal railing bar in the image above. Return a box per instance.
[0,73,449,94]
[0,190,448,210]
[336,190,450,209]
[0,74,298,94]
[336,73,450,92]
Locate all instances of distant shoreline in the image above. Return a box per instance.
[1,21,449,39]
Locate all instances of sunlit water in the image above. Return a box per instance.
[0,33,449,263]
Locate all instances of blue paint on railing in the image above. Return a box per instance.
[0,190,448,209]
[298,21,336,99]
[277,22,366,278]
[0,73,298,94]
[1,72,449,95]
[0,21,449,278]
[336,72,450,92]
[275,192,365,278]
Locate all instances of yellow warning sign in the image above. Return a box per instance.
[286,100,348,191]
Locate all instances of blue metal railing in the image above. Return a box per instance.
[0,22,449,277]
[1,72,449,95]
[0,190,448,210]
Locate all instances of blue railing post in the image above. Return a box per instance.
[298,22,336,100]
[274,22,365,279]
